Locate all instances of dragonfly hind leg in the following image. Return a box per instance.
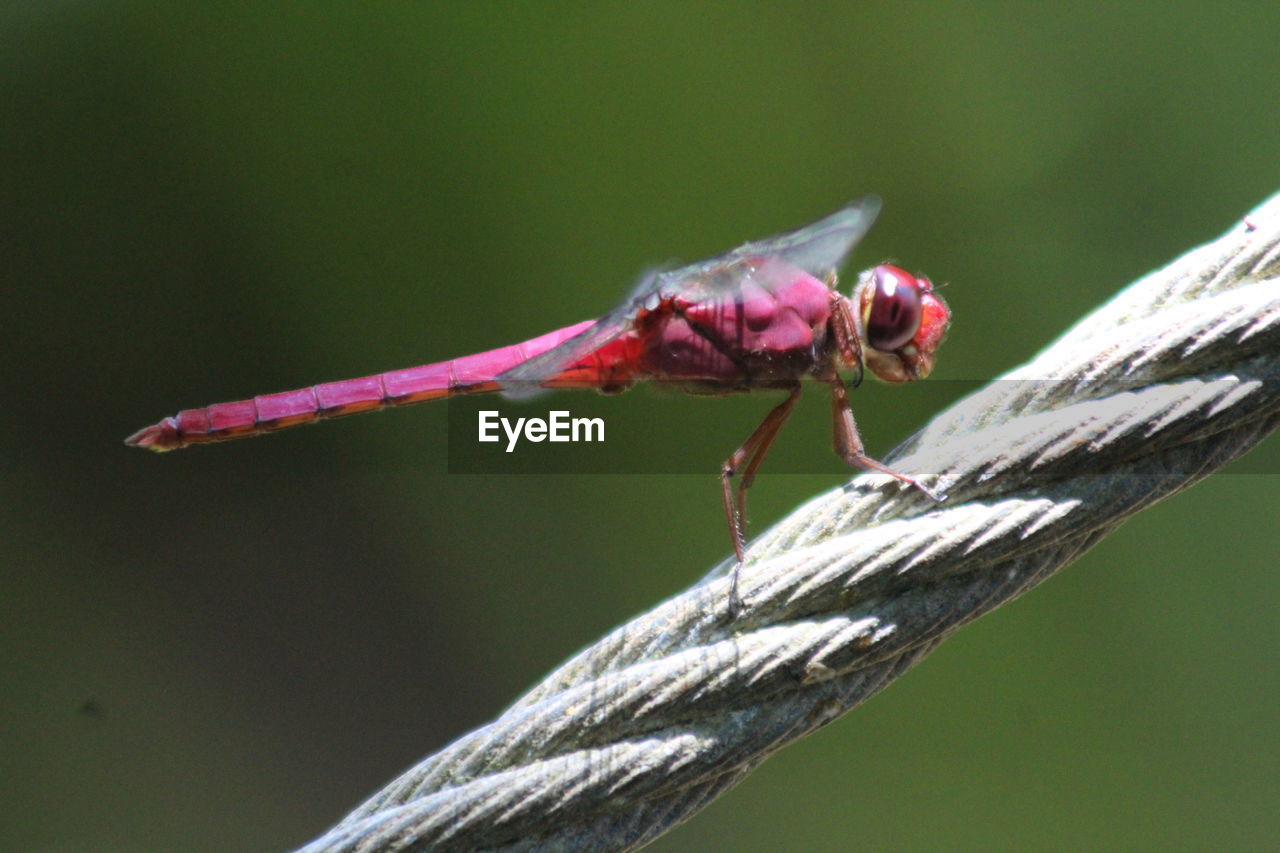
[720,384,801,615]
[721,384,802,561]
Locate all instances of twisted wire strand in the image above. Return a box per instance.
[296,192,1280,853]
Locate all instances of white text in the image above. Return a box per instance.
[477,410,605,452]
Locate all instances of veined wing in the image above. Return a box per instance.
[760,196,880,275]
[497,268,662,397]
[498,198,881,395]
[650,194,880,300]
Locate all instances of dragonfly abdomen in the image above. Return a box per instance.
[125,320,598,451]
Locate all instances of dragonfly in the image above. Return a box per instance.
[127,198,951,562]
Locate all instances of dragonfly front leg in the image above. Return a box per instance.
[828,289,865,388]
[721,385,802,563]
[828,379,944,501]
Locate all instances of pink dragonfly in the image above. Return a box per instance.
[128,198,951,560]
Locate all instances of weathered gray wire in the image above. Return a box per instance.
[296,192,1280,853]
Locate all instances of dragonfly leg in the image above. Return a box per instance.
[828,292,865,388]
[720,385,802,614]
[721,385,802,593]
[828,380,944,501]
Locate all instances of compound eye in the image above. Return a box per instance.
[866,265,924,351]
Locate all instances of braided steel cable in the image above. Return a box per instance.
[297,192,1280,853]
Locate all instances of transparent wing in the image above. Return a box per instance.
[650,194,880,297]
[499,198,881,395]
[498,269,662,397]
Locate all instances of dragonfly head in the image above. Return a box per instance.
[855,264,950,383]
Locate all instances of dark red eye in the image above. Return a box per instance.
[866,265,924,351]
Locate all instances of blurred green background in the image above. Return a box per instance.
[4,2,1278,851]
